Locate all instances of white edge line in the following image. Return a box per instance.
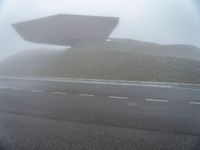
[145,99,169,102]
[2,77,200,91]
[109,96,129,100]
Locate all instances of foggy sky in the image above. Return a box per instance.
[0,0,200,59]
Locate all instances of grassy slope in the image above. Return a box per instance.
[37,49,200,84]
[0,40,200,84]
[72,39,200,60]
[0,49,63,76]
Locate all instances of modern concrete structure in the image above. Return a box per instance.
[13,14,119,46]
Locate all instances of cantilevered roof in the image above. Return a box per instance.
[13,14,119,46]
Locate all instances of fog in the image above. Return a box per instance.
[0,0,200,59]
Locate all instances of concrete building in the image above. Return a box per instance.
[13,14,119,46]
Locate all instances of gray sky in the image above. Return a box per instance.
[0,0,200,59]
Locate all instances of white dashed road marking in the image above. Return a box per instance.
[145,99,169,102]
[109,96,129,100]
[13,88,24,91]
[31,90,43,93]
[52,92,66,95]
[189,102,200,105]
[79,94,95,97]
[7,87,200,106]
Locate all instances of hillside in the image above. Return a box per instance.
[0,49,64,76]
[36,49,200,83]
[72,39,200,60]
[0,39,200,84]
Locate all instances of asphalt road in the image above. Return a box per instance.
[0,78,200,150]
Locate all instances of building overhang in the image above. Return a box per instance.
[13,14,119,46]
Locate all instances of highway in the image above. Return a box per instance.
[0,78,199,150]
